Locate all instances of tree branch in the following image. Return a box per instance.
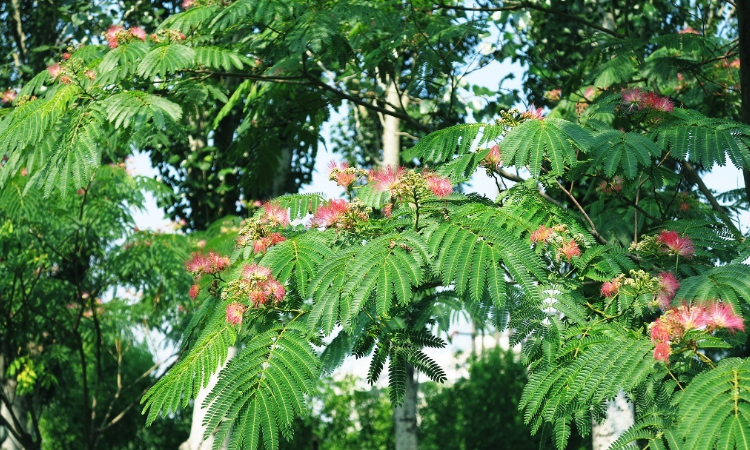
[682,161,742,236]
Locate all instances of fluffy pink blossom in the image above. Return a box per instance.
[129,26,147,41]
[559,239,581,261]
[657,230,695,258]
[653,341,672,362]
[242,264,272,280]
[310,199,349,228]
[678,26,700,35]
[704,301,745,333]
[673,303,709,331]
[189,284,200,300]
[545,89,562,101]
[262,202,290,226]
[62,52,71,60]
[522,105,545,120]
[47,63,62,78]
[530,225,553,244]
[267,279,286,302]
[601,278,621,298]
[185,251,230,275]
[656,272,680,309]
[483,145,502,170]
[730,59,740,69]
[182,0,195,8]
[382,203,393,218]
[424,173,452,197]
[643,92,674,112]
[1,90,16,104]
[650,318,672,343]
[328,161,357,188]
[253,232,286,253]
[106,25,124,48]
[84,70,97,80]
[369,167,405,193]
[226,302,247,325]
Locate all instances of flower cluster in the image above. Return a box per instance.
[656,272,680,309]
[656,230,695,258]
[597,177,623,195]
[630,230,695,259]
[529,224,583,262]
[369,167,453,200]
[544,89,562,102]
[186,251,231,275]
[481,145,502,172]
[223,265,286,318]
[328,161,366,189]
[521,105,545,120]
[621,89,675,113]
[600,274,625,297]
[148,29,187,44]
[185,251,231,300]
[1,90,16,104]
[309,199,370,230]
[236,202,289,254]
[105,25,147,49]
[649,301,745,362]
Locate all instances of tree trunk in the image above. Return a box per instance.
[591,391,635,450]
[381,75,418,450]
[393,364,418,450]
[737,0,750,201]
[0,380,25,450]
[179,346,237,450]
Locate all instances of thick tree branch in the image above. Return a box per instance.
[737,0,750,205]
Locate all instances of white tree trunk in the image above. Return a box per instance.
[179,346,237,450]
[393,364,418,450]
[591,391,635,450]
[0,380,24,450]
[382,79,401,170]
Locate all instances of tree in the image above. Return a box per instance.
[0,166,194,449]
[139,90,750,450]
[4,1,750,450]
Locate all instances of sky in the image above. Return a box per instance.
[130,56,749,383]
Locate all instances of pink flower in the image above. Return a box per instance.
[226,302,247,325]
[730,59,740,69]
[84,70,97,80]
[62,52,71,60]
[242,264,272,280]
[657,231,694,258]
[483,144,502,170]
[182,0,195,8]
[129,26,147,41]
[521,105,545,120]
[189,284,200,300]
[559,239,581,261]
[253,232,286,253]
[47,63,62,78]
[262,202,290,227]
[382,203,393,218]
[1,90,16,104]
[267,279,286,301]
[643,92,674,112]
[369,167,405,193]
[704,301,745,333]
[530,225,553,244]
[186,253,210,274]
[678,26,700,35]
[424,173,452,197]
[621,88,644,110]
[328,161,357,188]
[673,303,708,331]
[250,289,268,306]
[656,272,680,310]
[106,25,124,48]
[653,341,671,362]
[650,318,672,343]
[544,89,562,101]
[601,278,621,298]
[310,199,349,228]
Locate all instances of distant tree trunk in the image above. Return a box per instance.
[737,0,750,201]
[591,391,635,450]
[393,365,418,450]
[382,75,418,450]
[179,346,238,450]
[0,355,29,450]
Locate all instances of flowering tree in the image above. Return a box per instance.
[137,92,750,450]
